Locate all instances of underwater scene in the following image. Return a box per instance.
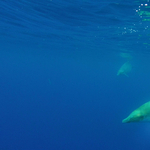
[1,0,150,149]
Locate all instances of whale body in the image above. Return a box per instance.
[117,61,132,77]
[122,101,150,123]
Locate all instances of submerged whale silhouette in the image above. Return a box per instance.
[122,101,150,123]
[117,61,132,77]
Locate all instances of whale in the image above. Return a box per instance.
[117,61,132,77]
[122,101,150,123]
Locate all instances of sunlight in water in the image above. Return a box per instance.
[135,0,149,21]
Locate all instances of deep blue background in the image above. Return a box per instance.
[1,0,150,149]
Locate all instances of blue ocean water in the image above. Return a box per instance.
[1,0,150,149]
